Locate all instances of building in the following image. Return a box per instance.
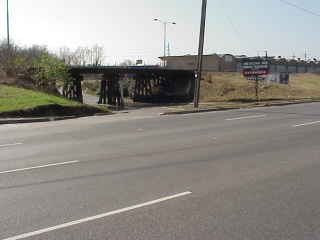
[159,54,244,72]
[269,58,320,74]
[241,56,320,74]
[160,54,320,74]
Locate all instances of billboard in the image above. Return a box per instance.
[242,58,289,85]
[242,58,270,77]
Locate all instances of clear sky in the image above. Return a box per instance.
[1,0,320,65]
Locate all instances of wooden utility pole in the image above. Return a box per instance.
[7,0,10,48]
[194,0,207,108]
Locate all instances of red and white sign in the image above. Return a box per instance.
[242,58,270,78]
[243,69,269,77]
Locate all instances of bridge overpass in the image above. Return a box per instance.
[64,66,195,106]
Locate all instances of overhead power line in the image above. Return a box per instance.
[226,15,241,41]
[279,0,320,17]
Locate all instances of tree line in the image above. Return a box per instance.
[0,40,106,94]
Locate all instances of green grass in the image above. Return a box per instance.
[0,84,80,112]
[200,73,320,102]
[0,84,110,118]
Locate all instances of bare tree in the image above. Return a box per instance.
[74,47,87,66]
[91,44,104,66]
[119,59,135,66]
[0,39,19,76]
[58,46,73,65]
[0,39,48,76]
[57,45,105,66]
[83,47,92,66]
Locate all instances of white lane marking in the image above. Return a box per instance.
[0,143,23,148]
[3,191,192,240]
[226,115,266,121]
[0,161,79,175]
[293,120,320,127]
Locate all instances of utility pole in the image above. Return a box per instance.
[7,0,10,48]
[305,50,308,61]
[194,0,207,108]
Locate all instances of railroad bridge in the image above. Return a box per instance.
[64,66,195,106]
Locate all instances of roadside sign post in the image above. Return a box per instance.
[255,75,259,102]
[242,58,270,101]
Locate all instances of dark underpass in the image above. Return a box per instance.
[64,66,195,107]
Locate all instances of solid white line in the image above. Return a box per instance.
[0,143,23,148]
[0,160,79,175]
[226,115,266,121]
[293,120,320,127]
[2,191,192,240]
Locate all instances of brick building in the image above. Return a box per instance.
[160,54,320,74]
[159,54,243,72]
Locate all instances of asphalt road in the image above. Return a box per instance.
[1,103,320,240]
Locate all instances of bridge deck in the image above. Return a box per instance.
[69,66,194,75]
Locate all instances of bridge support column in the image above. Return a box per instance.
[63,74,83,103]
[103,73,124,108]
[75,75,84,103]
[98,79,107,104]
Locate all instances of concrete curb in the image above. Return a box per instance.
[260,100,320,107]
[160,100,320,116]
[0,113,112,125]
[0,116,80,125]
[160,107,240,115]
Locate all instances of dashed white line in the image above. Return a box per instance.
[0,160,79,175]
[2,191,192,240]
[293,120,320,127]
[0,143,23,148]
[226,115,266,121]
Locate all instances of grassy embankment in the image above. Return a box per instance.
[200,72,320,102]
[164,73,320,112]
[0,84,109,118]
[82,73,320,102]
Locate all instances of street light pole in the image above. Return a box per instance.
[163,22,167,58]
[154,19,176,66]
[194,0,207,108]
[7,0,10,48]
